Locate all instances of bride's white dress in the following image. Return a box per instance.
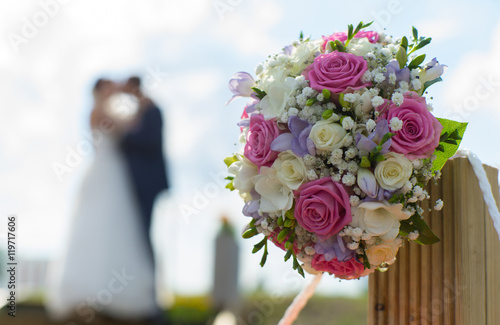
[46,133,158,320]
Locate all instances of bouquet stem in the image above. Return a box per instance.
[278,272,323,325]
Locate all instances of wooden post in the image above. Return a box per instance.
[368,157,500,325]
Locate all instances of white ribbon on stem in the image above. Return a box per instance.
[278,272,323,325]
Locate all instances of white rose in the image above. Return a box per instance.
[253,166,293,214]
[273,151,306,190]
[374,152,413,191]
[259,76,297,119]
[309,119,348,151]
[351,201,409,242]
[228,155,259,194]
[347,37,374,57]
[366,241,400,266]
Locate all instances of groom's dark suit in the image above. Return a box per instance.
[121,101,169,264]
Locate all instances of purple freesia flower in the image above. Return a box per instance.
[384,59,410,85]
[226,72,255,105]
[419,58,447,84]
[237,99,259,128]
[270,116,316,157]
[242,189,262,221]
[356,119,392,154]
[314,235,355,262]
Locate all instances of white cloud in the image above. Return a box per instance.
[443,21,500,121]
[213,0,284,56]
[415,17,460,41]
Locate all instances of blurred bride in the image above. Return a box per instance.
[46,79,159,322]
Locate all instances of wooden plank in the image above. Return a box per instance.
[454,158,487,323]
[387,257,399,325]
[409,241,420,324]
[430,175,443,325]
[441,160,455,324]
[399,242,409,325]
[368,269,377,325]
[484,165,500,325]
[420,188,432,325]
[377,270,388,324]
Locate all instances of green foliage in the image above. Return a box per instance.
[399,211,440,245]
[408,53,426,70]
[432,118,468,172]
[251,87,267,100]
[421,77,442,94]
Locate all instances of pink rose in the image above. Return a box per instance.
[378,92,443,160]
[321,30,379,51]
[311,254,366,279]
[294,177,351,240]
[244,114,281,168]
[304,51,371,94]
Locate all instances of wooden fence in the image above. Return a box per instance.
[368,157,500,324]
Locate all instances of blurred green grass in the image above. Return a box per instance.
[0,293,367,324]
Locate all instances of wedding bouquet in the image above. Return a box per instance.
[225,22,467,279]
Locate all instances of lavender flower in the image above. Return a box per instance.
[315,235,355,262]
[357,168,379,198]
[384,59,410,85]
[356,119,392,154]
[227,72,255,105]
[270,116,316,157]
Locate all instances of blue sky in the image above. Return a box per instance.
[0,0,499,298]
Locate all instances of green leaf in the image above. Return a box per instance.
[388,193,404,204]
[408,54,426,70]
[284,249,293,262]
[242,227,258,239]
[410,37,432,53]
[443,139,457,145]
[436,144,445,152]
[252,237,267,254]
[251,87,267,100]
[421,77,442,94]
[396,46,408,69]
[399,212,440,245]
[412,26,418,42]
[285,206,295,219]
[380,132,395,145]
[432,118,468,172]
[401,36,408,51]
[362,21,373,29]
[299,31,304,41]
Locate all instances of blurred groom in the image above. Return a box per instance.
[120,76,169,321]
